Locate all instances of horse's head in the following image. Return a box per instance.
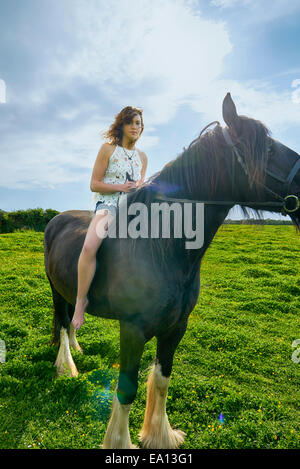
[134,93,300,228]
[222,93,300,227]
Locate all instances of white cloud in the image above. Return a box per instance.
[52,0,232,126]
[2,0,300,195]
[211,0,300,24]
[0,117,104,190]
[192,78,299,121]
[0,111,159,191]
[291,80,300,104]
[211,0,250,8]
[1,0,234,190]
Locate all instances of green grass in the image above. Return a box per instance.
[0,225,299,449]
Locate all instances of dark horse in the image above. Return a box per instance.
[44,94,300,448]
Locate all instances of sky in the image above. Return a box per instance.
[1,0,300,220]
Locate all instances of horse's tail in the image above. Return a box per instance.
[44,225,74,346]
[48,278,74,346]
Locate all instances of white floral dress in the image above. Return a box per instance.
[93,145,143,207]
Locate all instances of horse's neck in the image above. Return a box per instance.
[152,153,232,274]
[172,205,231,279]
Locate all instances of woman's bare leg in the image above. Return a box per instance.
[72,210,112,330]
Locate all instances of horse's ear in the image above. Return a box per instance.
[222,93,240,133]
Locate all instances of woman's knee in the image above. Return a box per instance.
[95,211,112,238]
[80,244,94,260]
[80,211,111,258]
[81,236,101,258]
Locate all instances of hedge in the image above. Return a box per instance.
[0,209,59,233]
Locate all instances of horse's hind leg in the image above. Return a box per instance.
[67,304,83,353]
[49,280,79,377]
[139,320,187,449]
[102,321,145,449]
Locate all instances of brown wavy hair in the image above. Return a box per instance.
[102,106,144,145]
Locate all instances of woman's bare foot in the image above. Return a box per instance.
[72,297,88,330]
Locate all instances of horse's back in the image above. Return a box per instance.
[44,209,93,253]
[45,210,92,238]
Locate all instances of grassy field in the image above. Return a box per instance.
[0,225,299,449]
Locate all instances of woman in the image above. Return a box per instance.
[72,106,148,330]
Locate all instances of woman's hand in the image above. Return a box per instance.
[121,181,137,192]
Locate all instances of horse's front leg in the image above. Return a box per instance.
[139,320,187,449]
[102,321,145,449]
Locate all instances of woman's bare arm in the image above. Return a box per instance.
[137,151,148,187]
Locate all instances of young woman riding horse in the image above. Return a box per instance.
[72,106,148,330]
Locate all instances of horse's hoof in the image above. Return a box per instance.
[139,428,185,449]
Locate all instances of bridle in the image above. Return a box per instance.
[156,121,300,215]
[221,125,300,214]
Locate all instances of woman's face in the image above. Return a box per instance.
[123,114,143,142]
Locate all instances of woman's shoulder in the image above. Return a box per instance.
[101,142,116,152]
[98,142,117,159]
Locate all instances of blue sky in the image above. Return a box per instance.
[1,0,300,219]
